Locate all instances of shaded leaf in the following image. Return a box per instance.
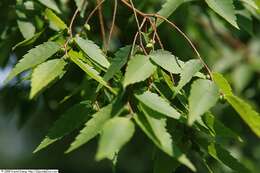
[12,30,44,50]
[30,58,67,99]
[135,91,180,119]
[75,37,110,69]
[176,59,203,91]
[66,104,113,153]
[188,79,219,126]
[226,95,260,137]
[135,105,196,171]
[205,0,239,28]
[68,50,116,94]
[104,45,131,81]
[208,143,250,173]
[96,117,135,160]
[157,0,192,26]
[203,113,242,142]
[150,50,183,74]
[5,41,61,83]
[153,151,180,173]
[123,54,157,87]
[33,102,92,153]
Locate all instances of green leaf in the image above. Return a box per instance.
[205,0,239,28]
[157,0,192,26]
[12,30,44,50]
[188,79,219,126]
[38,0,61,13]
[16,10,36,39]
[153,151,180,173]
[150,50,183,74]
[75,37,110,69]
[208,143,250,173]
[203,113,242,142]
[5,41,61,83]
[66,104,113,153]
[135,91,180,119]
[135,105,196,171]
[123,54,157,87]
[96,117,135,161]
[33,102,92,153]
[226,95,260,137]
[212,72,233,95]
[104,45,131,81]
[45,9,67,31]
[68,50,116,94]
[237,10,253,35]
[232,64,253,93]
[176,59,203,91]
[240,0,259,10]
[30,58,67,99]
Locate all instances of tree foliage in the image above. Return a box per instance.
[1,0,260,172]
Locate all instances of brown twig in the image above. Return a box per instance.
[85,0,105,25]
[96,0,107,51]
[120,0,213,79]
[129,0,147,55]
[108,0,118,50]
[63,8,80,57]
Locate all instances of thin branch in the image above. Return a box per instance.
[120,0,213,79]
[108,0,118,49]
[96,0,107,50]
[85,0,105,24]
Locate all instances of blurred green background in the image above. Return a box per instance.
[0,0,260,172]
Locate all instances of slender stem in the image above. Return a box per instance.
[129,0,147,55]
[120,0,213,79]
[85,0,105,25]
[96,0,107,51]
[108,0,118,50]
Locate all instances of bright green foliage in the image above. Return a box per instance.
[30,58,67,99]
[2,0,260,172]
[38,0,61,13]
[104,45,131,81]
[16,10,36,39]
[213,72,260,137]
[135,91,180,119]
[75,36,110,69]
[66,104,113,153]
[123,54,157,87]
[68,50,116,94]
[33,102,92,153]
[45,9,67,31]
[150,50,183,74]
[6,41,61,83]
[226,95,260,137]
[205,0,239,28]
[212,72,233,95]
[96,117,135,161]
[188,79,219,126]
[176,59,203,91]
